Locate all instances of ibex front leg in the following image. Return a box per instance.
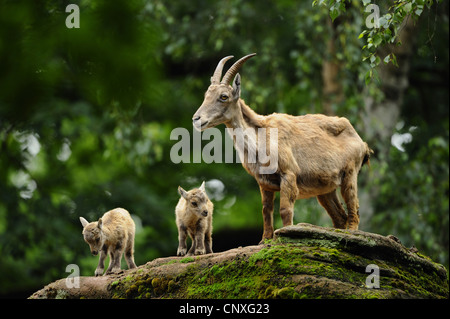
[177,225,188,256]
[259,186,275,244]
[279,172,297,226]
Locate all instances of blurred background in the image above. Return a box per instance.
[0,0,448,297]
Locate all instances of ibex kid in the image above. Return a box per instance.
[175,181,213,256]
[79,208,137,276]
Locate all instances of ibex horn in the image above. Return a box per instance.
[210,55,234,84]
[220,53,257,85]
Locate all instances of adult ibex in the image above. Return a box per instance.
[193,54,372,243]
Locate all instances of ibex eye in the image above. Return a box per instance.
[219,94,228,101]
[191,201,198,207]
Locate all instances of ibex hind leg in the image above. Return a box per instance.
[279,173,297,227]
[125,236,137,269]
[106,248,124,275]
[317,190,347,229]
[204,230,213,254]
[340,168,360,230]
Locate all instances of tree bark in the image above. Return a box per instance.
[321,18,343,115]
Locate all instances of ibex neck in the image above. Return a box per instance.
[224,99,264,130]
[224,99,267,175]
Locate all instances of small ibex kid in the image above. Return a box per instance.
[176,181,213,256]
[79,207,137,276]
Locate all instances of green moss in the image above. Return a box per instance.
[108,241,449,299]
[180,257,195,263]
[151,277,161,288]
[179,244,353,298]
[168,279,178,292]
[55,289,69,299]
[274,287,299,299]
[183,243,447,298]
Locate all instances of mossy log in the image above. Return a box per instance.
[30,223,448,299]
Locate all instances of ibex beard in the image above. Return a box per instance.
[192,54,373,243]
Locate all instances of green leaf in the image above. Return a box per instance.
[358,30,368,39]
[373,34,383,46]
[330,8,340,22]
[404,2,413,13]
[378,14,392,29]
[391,53,398,66]
[365,69,372,86]
[312,0,326,6]
[415,6,424,16]
[375,56,381,65]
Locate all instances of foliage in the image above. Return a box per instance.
[315,0,443,83]
[0,0,448,296]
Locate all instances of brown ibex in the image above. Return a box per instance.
[176,181,214,256]
[192,54,373,243]
[80,208,137,276]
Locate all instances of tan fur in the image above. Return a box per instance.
[193,55,373,243]
[80,208,137,276]
[175,182,214,256]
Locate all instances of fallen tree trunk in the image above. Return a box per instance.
[30,223,448,299]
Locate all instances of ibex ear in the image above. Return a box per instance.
[178,186,188,200]
[232,73,241,101]
[79,217,89,228]
[97,218,103,230]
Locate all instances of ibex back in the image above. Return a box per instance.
[192,54,373,243]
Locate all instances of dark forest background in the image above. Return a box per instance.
[0,0,448,297]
